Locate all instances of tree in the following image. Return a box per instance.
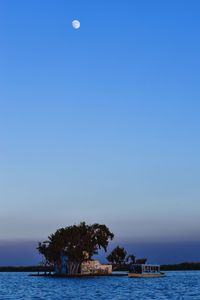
[106,246,127,265]
[126,254,136,264]
[37,241,53,274]
[37,222,114,275]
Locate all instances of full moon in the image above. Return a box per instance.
[72,20,80,29]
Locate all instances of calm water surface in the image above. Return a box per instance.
[0,271,200,299]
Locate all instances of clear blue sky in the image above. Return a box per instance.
[0,0,200,264]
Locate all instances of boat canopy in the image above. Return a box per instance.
[130,264,160,274]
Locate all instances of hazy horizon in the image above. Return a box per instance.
[1,238,200,266]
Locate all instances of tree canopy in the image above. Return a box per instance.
[126,254,136,264]
[106,246,127,265]
[37,222,114,274]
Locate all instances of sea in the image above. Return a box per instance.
[0,271,200,299]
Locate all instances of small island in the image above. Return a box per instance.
[36,222,136,277]
[37,222,114,276]
[34,222,167,278]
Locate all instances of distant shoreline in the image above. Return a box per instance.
[0,266,53,272]
[1,263,200,272]
[161,262,200,271]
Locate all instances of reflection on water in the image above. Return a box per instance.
[0,271,200,299]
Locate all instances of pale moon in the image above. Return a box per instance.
[72,20,80,29]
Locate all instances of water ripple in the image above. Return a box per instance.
[0,271,200,299]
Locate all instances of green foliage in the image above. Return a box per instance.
[37,242,52,266]
[126,254,136,264]
[106,246,127,265]
[37,222,114,274]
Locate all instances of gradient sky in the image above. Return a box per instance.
[0,0,200,264]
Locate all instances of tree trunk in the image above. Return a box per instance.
[67,261,80,275]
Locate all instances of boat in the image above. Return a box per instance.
[128,264,165,278]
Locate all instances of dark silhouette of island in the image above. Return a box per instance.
[161,262,200,271]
